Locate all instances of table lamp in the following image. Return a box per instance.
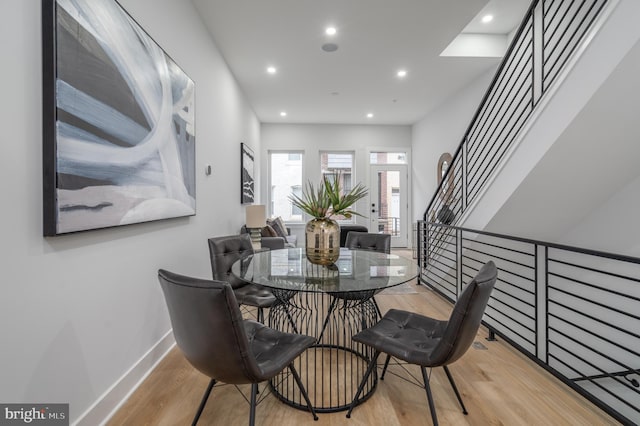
[246,204,266,249]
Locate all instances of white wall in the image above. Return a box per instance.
[261,123,411,239]
[411,67,495,221]
[562,175,640,257]
[0,0,259,423]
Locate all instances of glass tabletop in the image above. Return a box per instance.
[231,247,418,293]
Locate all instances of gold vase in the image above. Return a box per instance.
[305,217,340,265]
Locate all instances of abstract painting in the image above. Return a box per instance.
[241,143,255,204]
[42,0,196,236]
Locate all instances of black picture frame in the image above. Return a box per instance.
[241,143,255,204]
[42,0,196,236]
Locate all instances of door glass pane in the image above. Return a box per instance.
[376,170,400,235]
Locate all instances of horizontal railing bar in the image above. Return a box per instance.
[420,277,456,299]
[548,351,640,413]
[549,257,640,285]
[462,245,535,270]
[543,0,596,65]
[467,43,534,155]
[466,94,534,197]
[466,19,534,149]
[419,277,455,303]
[467,107,534,201]
[425,262,457,281]
[549,326,640,390]
[466,75,534,173]
[549,271,640,303]
[467,66,533,162]
[485,301,536,332]
[548,311,640,360]
[483,311,536,347]
[573,369,640,383]
[461,235,534,257]
[548,298,640,341]
[423,267,457,288]
[544,2,605,89]
[549,284,640,322]
[543,0,580,51]
[464,253,535,282]
[491,286,537,312]
[495,278,535,295]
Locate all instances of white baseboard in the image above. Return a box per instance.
[74,331,176,426]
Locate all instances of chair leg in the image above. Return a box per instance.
[443,365,468,415]
[192,379,216,426]
[346,350,380,419]
[249,383,258,426]
[288,364,318,421]
[380,354,392,380]
[421,367,439,426]
[257,307,264,323]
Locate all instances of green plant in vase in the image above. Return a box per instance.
[289,173,368,265]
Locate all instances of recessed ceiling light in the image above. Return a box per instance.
[325,27,337,36]
[397,70,407,78]
[266,66,277,74]
[367,113,374,118]
[482,14,494,23]
[280,111,287,117]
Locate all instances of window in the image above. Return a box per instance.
[291,185,302,218]
[320,152,355,222]
[270,152,303,221]
[369,152,407,164]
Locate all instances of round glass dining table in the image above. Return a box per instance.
[231,247,418,413]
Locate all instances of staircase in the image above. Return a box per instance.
[417,0,640,423]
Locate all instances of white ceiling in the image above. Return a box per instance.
[191,0,531,125]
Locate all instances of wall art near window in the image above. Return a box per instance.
[241,143,255,204]
[42,0,196,236]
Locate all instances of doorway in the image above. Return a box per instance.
[370,164,408,247]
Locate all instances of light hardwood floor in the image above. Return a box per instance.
[109,251,617,425]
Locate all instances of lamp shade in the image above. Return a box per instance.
[246,205,266,228]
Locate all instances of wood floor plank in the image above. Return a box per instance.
[108,251,618,425]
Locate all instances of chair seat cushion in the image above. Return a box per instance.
[233,284,276,308]
[244,320,315,380]
[352,308,448,366]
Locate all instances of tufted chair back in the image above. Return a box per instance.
[429,260,497,366]
[208,234,253,289]
[157,269,262,384]
[345,232,391,254]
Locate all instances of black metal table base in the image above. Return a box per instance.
[268,290,379,412]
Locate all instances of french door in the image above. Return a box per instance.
[369,164,408,247]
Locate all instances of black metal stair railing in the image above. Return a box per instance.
[422,0,609,229]
[414,1,640,422]
[417,221,640,425]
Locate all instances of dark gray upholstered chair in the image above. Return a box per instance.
[317,232,392,342]
[339,225,368,247]
[345,231,391,254]
[158,269,317,425]
[345,232,391,317]
[208,234,276,322]
[346,261,497,425]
